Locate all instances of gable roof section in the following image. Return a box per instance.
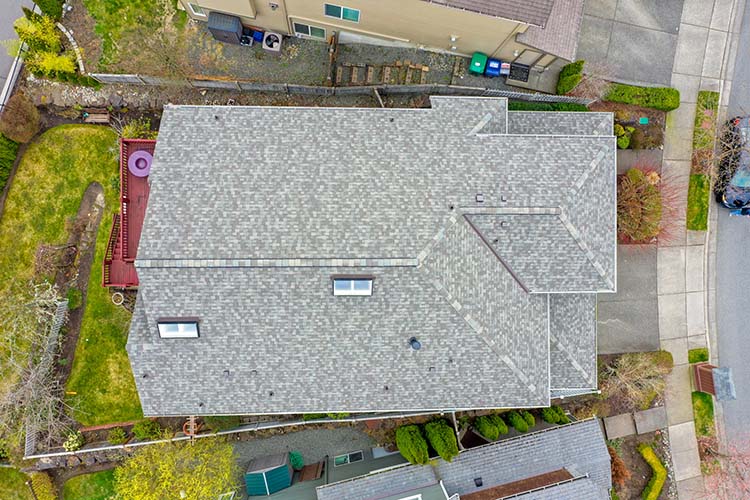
[516,0,585,61]
[315,419,611,500]
[421,0,554,27]
[549,293,597,389]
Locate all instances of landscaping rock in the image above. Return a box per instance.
[108,93,124,107]
[83,453,97,466]
[66,455,82,467]
[604,413,636,439]
[634,406,668,434]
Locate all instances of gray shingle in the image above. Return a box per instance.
[314,419,611,500]
[550,294,597,389]
[516,0,586,61]
[128,97,616,416]
[421,0,554,27]
[508,111,613,136]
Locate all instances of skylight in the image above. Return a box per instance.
[332,276,373,296]
[157,318,200,338]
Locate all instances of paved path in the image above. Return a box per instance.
[713,0,750,452]
[656,0,745,497]
[0,0,32,91]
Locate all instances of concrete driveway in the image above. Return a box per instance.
[577,0,684,85]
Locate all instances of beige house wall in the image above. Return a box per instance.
[182,0,537,60]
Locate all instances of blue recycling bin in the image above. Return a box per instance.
[485,58,501,77]
[252,30,264,43]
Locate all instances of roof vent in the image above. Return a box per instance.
[269,391,274,397]
[250,369,257,376]
[214,115,220,120]
[474,477,483,487]
[501,195,508,203]
[409,337,422,351]
[389,117,394,122]
[384,385,389,391]
[492,238,499,244]
[448,357,453,364]
[142,373,148,379]
[223,370,231,378]
[198,402,204,408]
[428,366,435,372]
[475,193,484,203]
[500,220,508,228]
[449,204,454,211]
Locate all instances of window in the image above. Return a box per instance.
[293,22,326,39]
[157,318,200,338]
[333,450,364,466]
[324,3,360,22]
[187,3,206,16]
[332,277,373,296]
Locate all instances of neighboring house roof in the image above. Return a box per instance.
[516,0,586,61]
[127,97,616,416]
[315,419,612,500]
[421,0,554,27]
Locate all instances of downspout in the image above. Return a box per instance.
[490,23,525,58]
[280,0,292,35]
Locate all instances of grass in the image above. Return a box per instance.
[687,174,710,230]
[688,347,709,364]
[0,124,142,425]
[63,469,116,500]
[0,468,33,500]
[693,91,720,150]
[692,391,716,437]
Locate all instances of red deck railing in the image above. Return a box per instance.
[103,213,121,287]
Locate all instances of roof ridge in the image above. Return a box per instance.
[557,209,613,289]
[135,257,418,268]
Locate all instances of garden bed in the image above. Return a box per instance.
[610,432,673,500]
[590,101,665,150]
[687,91,719,231]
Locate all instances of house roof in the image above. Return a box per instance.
[421,0,554,27]
[315,419,611,500]
[127,97,615,416]
[516,0,586,61]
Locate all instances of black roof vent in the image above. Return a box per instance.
[269,391,274,396]
[223,370,231,378]
[475,193,484,203]
[142,373,148,379]
[474,477,483,487]
[409,337,422,351]
[198,402,204,408]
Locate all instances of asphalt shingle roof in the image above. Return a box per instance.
[316,419,611,500]
[128,97,615,416]
[421,0,554,27]
[516,0,586,60]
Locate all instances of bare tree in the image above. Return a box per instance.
[699,435,750,500]
[567,61,614,102]
[0,280,73,453]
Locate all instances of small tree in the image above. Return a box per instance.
[13,15,60,53]
[617,168,663,242]
[424,419,458,462]
[289,450,304,470]
[506,411,529,433]
[114,438,238,500]
[474,414,507,441]
[395,424,429,465]
[27,51,76,77]
[520,410,535,428]
[608,445,631,487]
[0,93,40,143]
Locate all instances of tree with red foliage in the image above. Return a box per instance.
[608,445,632,487]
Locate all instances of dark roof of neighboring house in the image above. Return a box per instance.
[126,98,615,416]
[315,419,612,500]
[421,0,555,27]
[517,0,586,61]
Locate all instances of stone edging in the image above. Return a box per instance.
[56,22,85,75]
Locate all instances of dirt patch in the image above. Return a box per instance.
[52,182,105,389]
[61,0,103,71]
[611,432,674,500]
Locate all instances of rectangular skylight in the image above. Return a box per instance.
[332,276,373,296]
[157,318,200,338]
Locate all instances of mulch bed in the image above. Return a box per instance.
[591,101,666,150]
[612,432,673,500]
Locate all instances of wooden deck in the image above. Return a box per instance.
[103,139,155,288]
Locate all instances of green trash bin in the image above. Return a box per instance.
[470,52,488,75]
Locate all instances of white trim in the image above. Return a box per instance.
[397,495,422,500]
[187,2,206,17]
[157,321,199,338]
[333,278,373,296]
[292,21,327,39]
[334,449,364,466]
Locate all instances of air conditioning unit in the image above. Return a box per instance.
[207,12,242,45]
[262,32,283,53]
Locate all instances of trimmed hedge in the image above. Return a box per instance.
[0,133,19,194]
[520,410,535,428]
[396,425,429,465]
[556,60,585,95]
[474,414,508,441]
[508,101,589,112]
[688,347,709,364]
[506,411,529,433]
[541,406,571,424]
[605,83,680,111]
[424,419,459,462]
[638,444,667,500]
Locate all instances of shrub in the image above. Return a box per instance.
[121,118,158,140]
[326,412,350,420]
[302,413,325,421]
[541,406,569,424]
[617,168,662,242]
[395,425,429,465]
[63,431,84,451]
[0,93,40,143]
[66,287,83,309]
[608,445,631,487]
[687,174,710,231]
[13,16,60,53]
[203,416,241,432]
[601,351,673,414]
[554,406,570,424]
[132,419,163,440]
[30,472,57,500]
[605,83,680,111]
[638,444,667,500]
[34,0,65,20]
[424,419,459,462]
[688,347,709,364]
[0,133,19,193]
[508,101,589,112]
[107,427,128,445]
[474,414,508,441]
[506,411,529,433]
[27,50,76,77]
[520,410,535,428]
[289,450,304,470]
[556,60,585,95]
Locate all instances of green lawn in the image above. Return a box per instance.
[63,469,116,500]
[687,174,710,231]
[688,347,709,364]
[692,391,715,437]
[0,468,33,500]
[0,125,142,426]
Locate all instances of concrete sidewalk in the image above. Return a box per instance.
[657,0,744,497]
